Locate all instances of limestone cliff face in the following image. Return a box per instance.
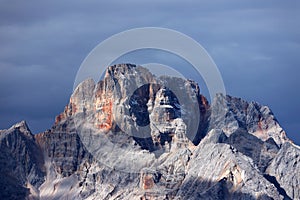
[55,64,208,152]
[208,94,288,147]
[0,121,45,200]
[267,142,300,199]
[0,64,299,200]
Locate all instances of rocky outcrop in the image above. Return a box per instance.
[267,142,300,199]
[0,121,45,200]
[0,64,299,200]
[176,141,282,200]
[208,94,288,147]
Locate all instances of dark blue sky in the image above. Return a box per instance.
[0,0,299,144]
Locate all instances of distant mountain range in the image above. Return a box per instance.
[0,64,299,200]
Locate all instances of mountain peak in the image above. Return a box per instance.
[4,120,33,138]
[0,64,299,199]
[11,120,28,129]
[209,93,288,146]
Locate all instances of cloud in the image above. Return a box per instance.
[0,0,299,143]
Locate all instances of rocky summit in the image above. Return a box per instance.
[0,64,299,200]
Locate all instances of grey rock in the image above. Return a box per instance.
[208,94,288,147]
[0,121,45,200]
[267,142,300,199]
[0,64,299,200]
[175,140,282,200]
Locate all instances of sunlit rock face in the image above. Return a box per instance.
[0,64,299,200]
[54,64,208,152]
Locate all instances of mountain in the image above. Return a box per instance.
[0,64,299,200]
